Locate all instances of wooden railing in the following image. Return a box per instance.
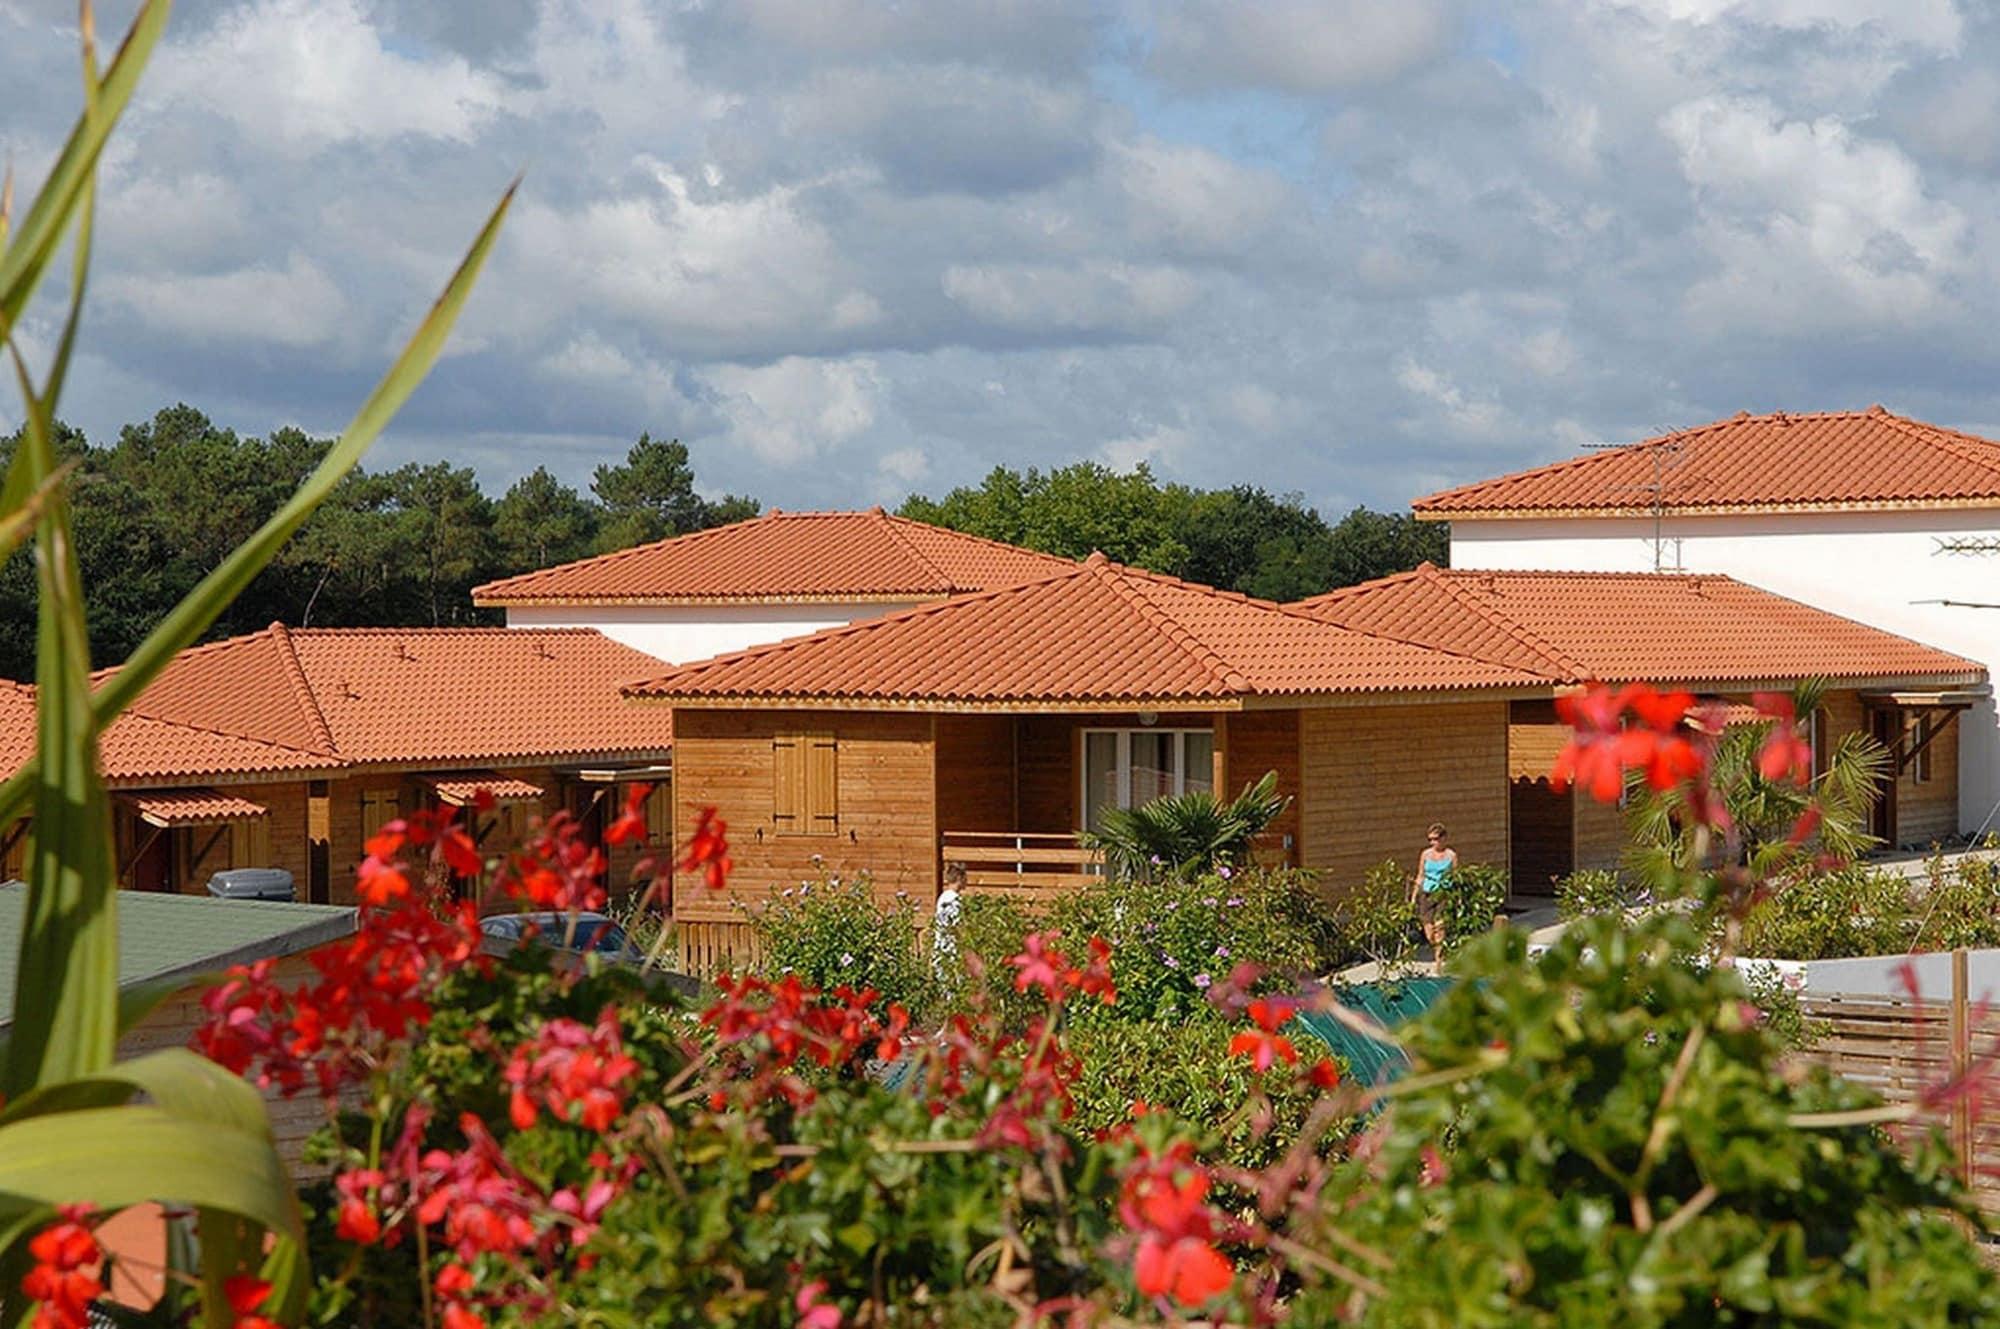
[941,831,1104,908]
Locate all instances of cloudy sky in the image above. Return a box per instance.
[4,0,1997,514]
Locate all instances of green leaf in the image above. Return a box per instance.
[0,0,169,337]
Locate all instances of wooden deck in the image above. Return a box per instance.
[940,830,1104,908]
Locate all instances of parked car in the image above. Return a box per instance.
[480,910,641,962]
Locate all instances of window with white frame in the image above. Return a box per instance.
[1081,728,1215,833]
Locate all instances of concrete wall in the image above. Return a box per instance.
[503,601,929,665]
[1448,509,2000,835]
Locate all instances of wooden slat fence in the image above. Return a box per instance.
[941,831,1104,910]
[1798,949,2000,1225]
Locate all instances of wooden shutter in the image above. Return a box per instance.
[806,733,838,833]
[230,816,271,867]
[361,789,401,841]
[773,734,803,832]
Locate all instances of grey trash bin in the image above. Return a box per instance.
[206,867,295,902]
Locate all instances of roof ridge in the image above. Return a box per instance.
[1422,567,1591,677]
[883,513,1076,573]
[1873,410,2000,480]
[1288,566,1428,613]
[472,512,773,598]
[1086,561,1252,693]
[871,509,955,592]
[264,622,340,754]
[626,560,1098,693]
[1412,417,1743,510]
[120,704,339,763]
[1283,565,1572,681]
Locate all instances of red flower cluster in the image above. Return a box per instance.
[20,1205,101,1329]
[1229,998,1299,1073]
[224,1274,281,1329]
[678,806,732,891]
[1118,1140,1233,1308]
[495,810,610,914]
[357,806,483,906]
[198,895,483,1096]
[605,781,653,848]
[703,975,909,1108]
[1752,691,1815,784]
[1008,931,1116,1005]
[1551,684,1703,802]
[504,1009,641,1132]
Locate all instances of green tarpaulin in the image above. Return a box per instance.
[1294,977,1453,1087]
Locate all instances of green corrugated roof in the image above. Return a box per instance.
[1295,977,1454,1088]
[0,883,355,1028]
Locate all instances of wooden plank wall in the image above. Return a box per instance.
[935,716,1016,840]
[117,952,347,1179]
[1799,966,2000,1225]
[670,709,938,969]
[1298,701,1508,893]
[1226,710,1300,866]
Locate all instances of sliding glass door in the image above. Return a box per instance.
[1081,728,1215,833]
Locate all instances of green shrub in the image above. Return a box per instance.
[1436,861,1507,952]
[752,872,932,1014]
[1556,867,1640,921]
[1305,910,2000,1325]
[1065,1011,1343,1170]
[1328,861,1418,972]
[1736,864,1913,960]
[1050,867,1322,1022]
[932,891,1044,1031]
[1910,852,2000,952]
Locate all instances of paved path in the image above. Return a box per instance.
[1331,901,1567,984]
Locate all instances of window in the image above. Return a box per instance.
[360,788,400,842]
[1080,729,1215,834]
[1912,714,1935,785]
[230,815,271,868]
[1809,707,1830,783]
[773,732,838,835]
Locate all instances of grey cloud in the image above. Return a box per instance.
[11,0,2000,521]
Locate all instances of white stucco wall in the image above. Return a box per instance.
[1448,509,2000,835]
[501,601,930,666]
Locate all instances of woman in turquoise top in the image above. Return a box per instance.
[1410,822,1458,953]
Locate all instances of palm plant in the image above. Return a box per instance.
[0,3,510,1322]
[1625,680,1888,883]
[1081,770,1290,881]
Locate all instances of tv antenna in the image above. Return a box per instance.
[1589,429,1693,572]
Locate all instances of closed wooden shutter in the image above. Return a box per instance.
[773,735,803,832]
[230,816,272,867]
[774,732,837,835]
[361,789,400,841]
[806,733,838,833]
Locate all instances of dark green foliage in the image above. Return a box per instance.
[1433,861,1508,953]
[931,893,1043,1032]
[1735,864,1913,960]
[1049,868,1323,1023]
[751,873,933,1015]
[900,464,1444,599]
[0,412,751,679]
[1065,1013,1335,1170]
[1556,866,1643,920]
[1307,910,2000,1326]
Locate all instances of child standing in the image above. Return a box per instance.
[1411,822,1457,953]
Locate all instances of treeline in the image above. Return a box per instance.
[0,406,756,679]
[900,463,1445,602]
[0,407,1445,680]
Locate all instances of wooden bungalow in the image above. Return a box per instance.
[0,625,677,903]
[625,554,1985,972]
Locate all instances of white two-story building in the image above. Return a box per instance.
[1414,406,2000,843]
[474,508,1074,666]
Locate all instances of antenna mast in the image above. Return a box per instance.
[1590,431,1691,572]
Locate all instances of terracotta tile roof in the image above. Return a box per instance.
[1411,407,2000,517]
[1291,564,1984,687]
[120,789,269,828]
[471,509,1075,605]
[0,680,341,785]
[430,776,545,805]
[624,554,1552,708]
[107,625,675,769]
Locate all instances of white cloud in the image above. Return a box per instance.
[1111,139,1293,258]
[1611,0,1962,52]
[876,446,931,484]
[103,254,347,348]
[702,357,883,466]
[512,162,885,356]
[1100,423,1193,471]
[1145,0,1452,93]
[1395,357,1507,439]
[150,0,503,157]
[1662,95,1967,328]
[941,261,1199,335]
